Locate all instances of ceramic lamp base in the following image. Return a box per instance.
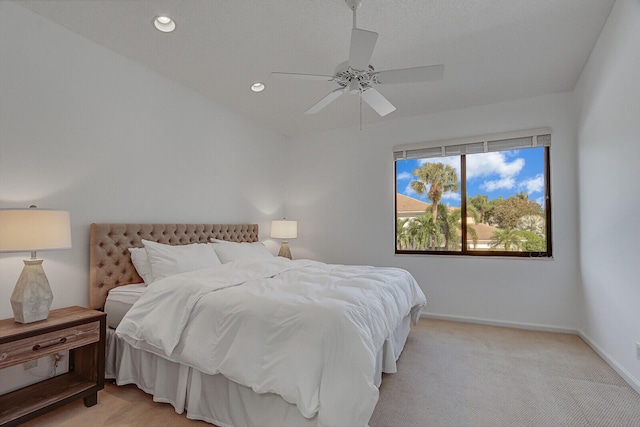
[278,241,292,260]
[10,259,53,323]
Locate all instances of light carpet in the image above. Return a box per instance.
[370,318,640,427]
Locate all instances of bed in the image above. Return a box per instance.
[90,223,426,427]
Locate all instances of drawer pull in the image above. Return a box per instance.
[33,337,67,351]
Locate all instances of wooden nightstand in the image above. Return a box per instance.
[0,306,106,426]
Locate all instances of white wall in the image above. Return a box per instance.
[575,0,640,391]
[0,2,288,321]
[286,92,581,331]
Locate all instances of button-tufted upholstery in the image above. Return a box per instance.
[89,223,259,309]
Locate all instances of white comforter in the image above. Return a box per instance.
[116,257,426,427]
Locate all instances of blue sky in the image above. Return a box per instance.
[396,147,545,208]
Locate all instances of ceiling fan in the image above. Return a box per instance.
[271,0,444,117]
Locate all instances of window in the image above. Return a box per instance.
[394,129,552,257]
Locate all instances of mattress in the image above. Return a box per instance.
[104,284,145,329]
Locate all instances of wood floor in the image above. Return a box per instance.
[21,382,209,427]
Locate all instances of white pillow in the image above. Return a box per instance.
[128,247,153,284]
[141,239,222,282]
[210,239,274,263]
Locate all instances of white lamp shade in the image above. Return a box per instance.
[0,209,72,253]
[271,220,297,239]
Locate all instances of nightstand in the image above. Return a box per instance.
[0,306,106,426]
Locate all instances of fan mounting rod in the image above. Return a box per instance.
[345,0,363,28]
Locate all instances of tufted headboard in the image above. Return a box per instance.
[89,223,259,309]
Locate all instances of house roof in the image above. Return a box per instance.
[396,194,429,213]
[468,223,498,241]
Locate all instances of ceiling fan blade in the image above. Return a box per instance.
[360,88,396,116]
[375,64,445,84]
[349,28,378,71]
[270,72,334,81]
[305,88,348,114]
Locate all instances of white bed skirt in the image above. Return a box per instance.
[106,315,411,427]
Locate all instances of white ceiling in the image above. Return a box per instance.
[15,0,614,136]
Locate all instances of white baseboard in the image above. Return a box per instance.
[577,330,640,395]
[421,312,578,334]
[420,312,640,395]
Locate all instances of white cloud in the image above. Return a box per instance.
[481,177,516,192]
[467,152,524,180]
[397,171,412,181]
[519,174,544,194]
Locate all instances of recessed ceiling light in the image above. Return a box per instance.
[153,16,176,33]
[250,83,265,93]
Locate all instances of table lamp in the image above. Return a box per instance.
[271,219,297,259]
[0,206,72,323]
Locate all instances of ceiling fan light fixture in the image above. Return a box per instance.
[153,16,176,33]
[349,79,360,94]
[250,82,265,92]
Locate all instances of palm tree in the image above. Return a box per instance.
[467,225,479,249]
[437,204,459,250]
[465,203,481,224]
[468,194,490,224]
[396,218,410,250]
[410,162,459,249]
[489,228,524,251]
[407,214,441,250]
[516,215,545,237]
[433,203,480,251]
[463,204,480,249]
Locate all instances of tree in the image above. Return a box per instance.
[437,203,459,251]
[399,214,441,250]
[516,215,545,237]
[465,204,480,225]
[396,218,410,250]
[491,193,543,229]
[468,194,490,224]
[436,203,478,251]
[516,230,546,252]
[466,225,479,250]
[410,162,459,249]
[489,228,524,251]
[485,196,504,225]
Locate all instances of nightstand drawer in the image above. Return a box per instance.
[0,321,100,369]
